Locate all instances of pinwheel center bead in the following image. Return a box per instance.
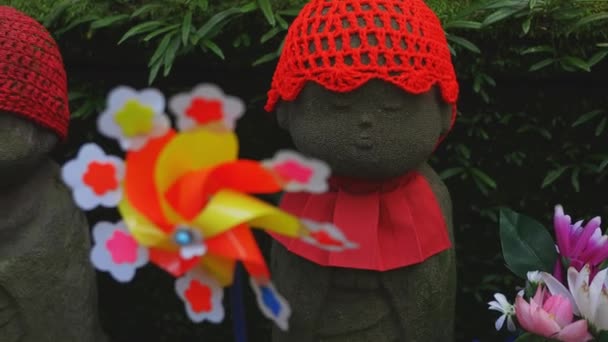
[174,229,195,246]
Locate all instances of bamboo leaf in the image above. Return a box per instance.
[42,0,72,27]
[148,33,173,67]
[568,12,608,33]
[91,14,129,29]
[148,61,162,85]
[143,24,180,42]
[163,36,181,76]
[521,45,554,55]
[470,168,497,189]
[182,11,193,46]
[444,20,483,30]
[529,58,554,71]
[202,40,225,59]
[483,8,521,26]
[253,51,279,66]
[196,8,242,41]
[522,16,532,34]
[439,167,465,180]
[572,109,603,127]
[561,56,591,72]
[542,166,569,188]
[119,21,164,44]
[571,168,581,192]
[258,0,276,26]
[447,35,481,53]
[261,27,282,44]
[131,4,163,18]
[596,117,607,136]
[589,50,608,67]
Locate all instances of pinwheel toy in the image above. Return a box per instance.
[61,84,356,332]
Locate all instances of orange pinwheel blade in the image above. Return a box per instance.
[124,131,176,232]
[149,248,200,277]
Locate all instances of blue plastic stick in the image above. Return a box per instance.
[231,263,247,342]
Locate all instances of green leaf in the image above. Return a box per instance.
[561,56,591,72]
[276,14,289,29]
[261,27,282,44]
[42,1,72,27]
[571,167,580,192]
[253,51,280,66]
[148,33,173,67]
[55,15,99,35]
[196,8,242,41]
[444,20,483,30]
[521,45,554,55]
[202,40,225,60]
[529,58,554,71]
[522,16,532,34]
[499,208,558,279]
[240,2,259,13]
[470,168,497,189]
[598,330,608,342]
[143,24,180,42]
[589,50,608,67]
[148,61,162,85]
[572,109,603,127]
[568,12,608,34]
[277,8,303,17]
[258,0,276,26]
[91,14,129,30]
[119,21,164,44]
[131,4,163,18]
[182,11,193,46]
[439,167,465,180]
[542,166,569,188]
[483,8,521,26]
[599,158,608,172]
[596,117,607,136]
[163,36,181,76]
[447,35,481,53]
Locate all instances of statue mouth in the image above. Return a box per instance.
[355,135,374,150]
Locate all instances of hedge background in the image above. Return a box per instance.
[5,0,608,341]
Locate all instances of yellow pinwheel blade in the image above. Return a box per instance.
[118,197,175,250]
[192,190,303,238]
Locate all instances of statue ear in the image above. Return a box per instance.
[439,102,453,136]
[276,101,290,130]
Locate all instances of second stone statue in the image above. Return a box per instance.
[265,0,459,341]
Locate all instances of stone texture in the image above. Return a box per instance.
[271,80,456,341]
[0,113,107,342]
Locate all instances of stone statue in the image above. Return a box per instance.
[264,1,459,341]
[0,6,106,342]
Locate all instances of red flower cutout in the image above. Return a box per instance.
[186,98,224,125]
[310,230,344,247]
[106,230,139,264]
[273,160,313,184]
[185,280,213,313]
[83,162,119,195]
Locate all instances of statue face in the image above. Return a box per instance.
[277,80,452,179]
[0,113,57,186]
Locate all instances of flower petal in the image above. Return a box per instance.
[542,272,580,316]
[555,319,593,342]
[495,314,506,331]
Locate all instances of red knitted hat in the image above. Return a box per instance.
[265,0,459,130]
[0,6,69,139]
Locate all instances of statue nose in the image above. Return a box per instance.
[359,113,372,128]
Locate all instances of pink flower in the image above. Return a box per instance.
[554,205,608,278]
[263,151,330,193]
[515,287,592,342]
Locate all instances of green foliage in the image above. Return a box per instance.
[499,208,557,278]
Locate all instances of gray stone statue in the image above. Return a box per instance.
[264,1,460,341]
[0,6,106,342]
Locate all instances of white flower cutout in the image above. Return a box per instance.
[98,86,170,151]
[300,219,358,252]
[90,221,149,283]
[263,151,330,194]
[169,83,245,132]
[173,226,208,260]
[61,143,125,211]
[175,270,225,323]
[250,278,291,331]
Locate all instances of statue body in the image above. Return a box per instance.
[270,80,457,341]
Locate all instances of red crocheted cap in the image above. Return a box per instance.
[265,0,459,130]
[0,6,69,139]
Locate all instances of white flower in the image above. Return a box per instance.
[175,270,224,323]
[61,143,124,210]
[527,271,543,284]
[263,151,331,194]
[90,221,149,283]
[300,219,358,252]
[488,293,516,332]
[250,278,291,331]
[98,86,170,151]
[169,83,245,131]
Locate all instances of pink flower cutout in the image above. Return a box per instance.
[106,230,139,264]
[90,221,149,283]
[263,151,330,193]
[300,219,357,252]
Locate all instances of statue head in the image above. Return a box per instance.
[0,6,69,185]
[266,0,458,179]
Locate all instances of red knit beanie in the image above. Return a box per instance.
[0,6,69,139]
[265,0,459,130]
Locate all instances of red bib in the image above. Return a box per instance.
[271,172,451,271]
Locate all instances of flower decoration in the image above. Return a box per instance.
[98,86,170,151]
[62,143,124,210]
[488,293,516,332]
[61,84,356,330]
[250,279,291,331]
[263,150,331,194]
[169,84,245,132]
[300,219,358,252]
[176,270,224,323]
[90,221,149,282]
